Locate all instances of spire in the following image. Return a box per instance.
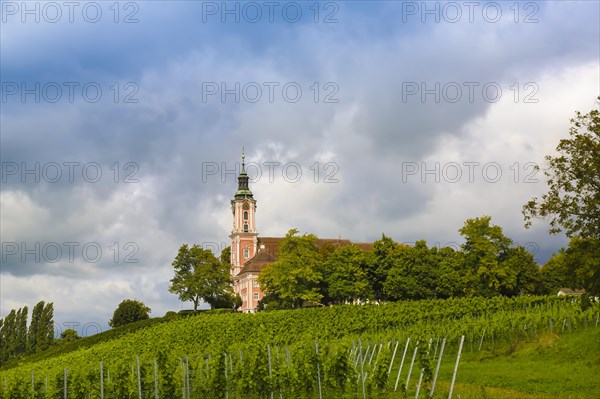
[235,148,253,199]
[241,147,246,174]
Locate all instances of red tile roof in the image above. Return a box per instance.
[237,237,373,276]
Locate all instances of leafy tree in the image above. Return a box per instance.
[560,237,600,296]
[320,244,372,304]
[459,216,514,297]
[384,241,464,300]
[60,328,81,342]
[37,302,54,351]
[369,234,400,300]
[502,246,542,296]
[0,310,17,361]
[258,229,323,308]
[109,299,151,328]
[169,244,234,310]
[27,301,45,354]
[15,306,28,355]
[433,246,466,298]
[523,98,600,238]
[539,252,569,294]
[384,241,428,300]
[221,246,231,265]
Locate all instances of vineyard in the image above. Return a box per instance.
[0,296,598,398]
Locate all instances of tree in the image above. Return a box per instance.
[27,301,45,354]
[169,244,234,310]
[15,306,28,355]
[369,234,400,300]
[459,216,514,297]
[539,252,569,294]
[320,244,372,304]
[502,246,542,296]
[523,98,600,238]
[220,246,231,265]
[560,237,600,296]
[109,299,151,328]
[258,229,323,308]
[60,329,81,342]
[37,302,54,351]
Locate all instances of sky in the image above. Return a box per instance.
[1,0,599,336]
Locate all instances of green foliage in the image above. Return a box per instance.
[459,216,541,297]
[524,97,600,239]
[169,244,234,310]
[560,237,600,296]
[1,296,598,398]
[1,302,54,366]
[320,244,372,304]
[540,253,569,294]
[27,301,44,354]
[259,229,324,308]
[109,299,151,328]
[60,329,81,342]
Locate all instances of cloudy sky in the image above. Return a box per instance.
[1,0,599,335]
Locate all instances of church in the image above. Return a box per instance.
[229,152,372,313]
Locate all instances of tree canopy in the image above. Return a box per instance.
[258,229,323,308]
[169,244,236,310]
[257,217,546,310]
[109,299,151,328]
[523,97,600,239]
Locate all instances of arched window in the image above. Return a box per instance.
[244,223,249,232]
[243,211,248,220]
[243,247,250,259]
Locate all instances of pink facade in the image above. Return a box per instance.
[230,152,263,312]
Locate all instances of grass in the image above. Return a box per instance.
[439,328,600,398]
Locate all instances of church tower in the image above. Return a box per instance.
[229,150,258,277]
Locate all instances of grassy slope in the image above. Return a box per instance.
[441,328,600,399]
[2,302,599,398]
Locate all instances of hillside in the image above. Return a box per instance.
[1,296,598,398]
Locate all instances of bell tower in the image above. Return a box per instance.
[229,149,258,277]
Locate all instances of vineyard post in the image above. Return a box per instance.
[63,368,67,399]
[136,356,142,399]
[31,371,34,398]
[285,347,290,368]
[416,339,432,398]
[373,343,382,365]
[394,337,410,392]
[478,329,486,351]
[45,376,48,396]
[362,344,370,368]
[415,368,423,399]
[267,345,273,399]
[405,341,419,392]
[154,359,158,399]
[448,335,465,399]
[224,353,229,399]
[180,359,185,399]
[429,338,446,398]
[596,313,599,327]
[185,356,190,399]
[100,361,104,399]
[358,339,366,399]
[433,337,440,360]
[315,341,323,399]
[388,340,399,375]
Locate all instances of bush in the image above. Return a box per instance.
[109,299,151,328]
